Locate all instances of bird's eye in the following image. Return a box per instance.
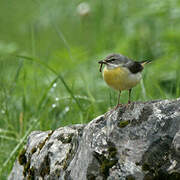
[107,58,115,62]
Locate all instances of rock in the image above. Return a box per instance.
[9,99,180,180]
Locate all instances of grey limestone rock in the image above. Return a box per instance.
[9,99,180,180]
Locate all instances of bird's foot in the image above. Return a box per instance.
[124,101,130,108]
[125,101,134,108]
[107,104,122,114]
[115,103,123,109]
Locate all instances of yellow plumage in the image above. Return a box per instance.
[103,66,141,91]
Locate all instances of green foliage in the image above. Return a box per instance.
[0,0,180,178]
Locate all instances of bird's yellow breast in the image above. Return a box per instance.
[103,66,141,91]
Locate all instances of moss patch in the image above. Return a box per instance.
[93,141,118,179]
[141,136,174,179]
[57,133,73,144]
[23,159,30,176]
[40,155,50,177]
[118,120,130,128]
[38,138,48,151]
[60,145,74,170]
[142,163,151,171]
[31,147,37,154]
[38,131,54,151]
[27,166,35,180]
[138,106,153,123]
[19,131,54,178]
[18,148,27,165]
[100,158,118,177]
[126,175,135,180]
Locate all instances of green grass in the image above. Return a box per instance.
[0,0,180,178]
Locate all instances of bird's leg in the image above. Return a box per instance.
[128,89,132,104]
[117,90,121,106]
[113,90,122,110]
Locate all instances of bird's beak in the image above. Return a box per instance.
[98,60,107,64]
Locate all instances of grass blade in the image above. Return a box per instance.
[15,55,83,112]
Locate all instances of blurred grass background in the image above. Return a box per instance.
[0,0,180,178]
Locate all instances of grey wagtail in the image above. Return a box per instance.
[98,53,151,105]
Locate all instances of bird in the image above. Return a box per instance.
[98,53,151,106]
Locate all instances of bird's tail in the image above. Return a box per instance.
[140,60,151,67]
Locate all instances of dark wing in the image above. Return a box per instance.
[124,61,143,74]
[125,60,151,73]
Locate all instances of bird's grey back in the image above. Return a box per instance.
[104,53,133,66]
[104,53,144,73]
